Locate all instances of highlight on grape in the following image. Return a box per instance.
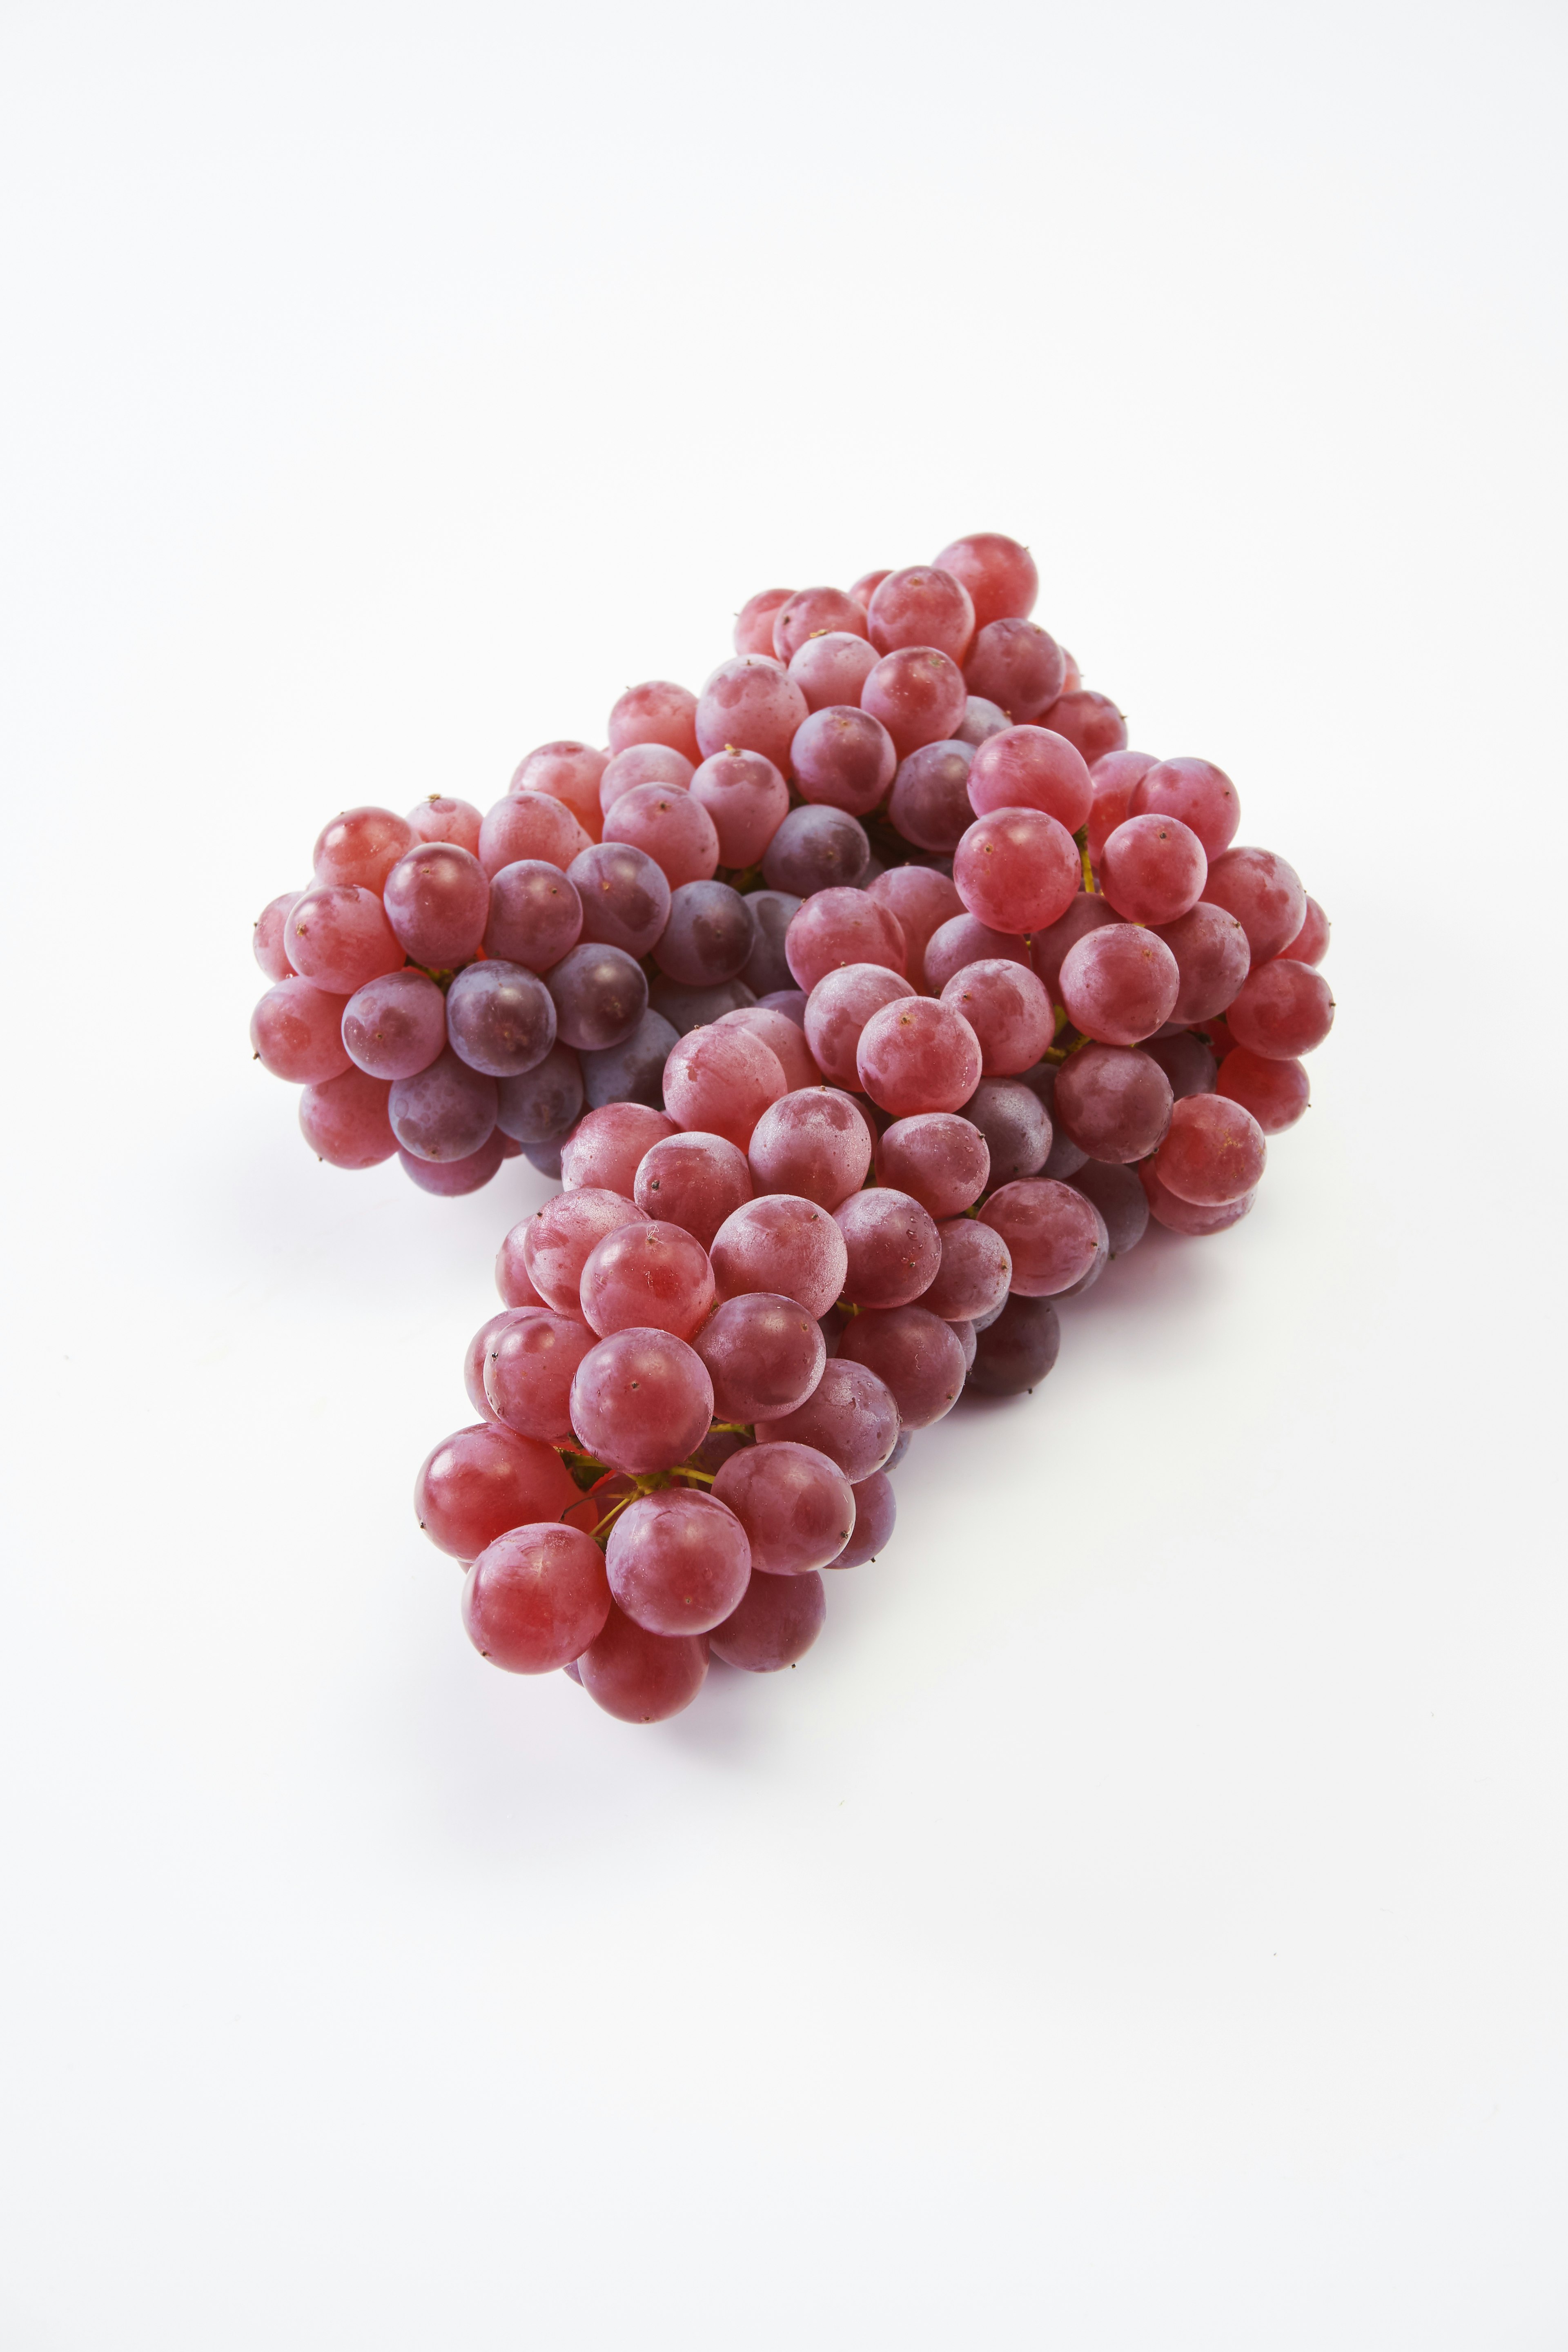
[252,530,1334,1721]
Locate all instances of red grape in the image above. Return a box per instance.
[954,806,1080,933]
[494,1226,546,1309]
[837,1305,967,1428]
[923,914,1030,994]
[1225,960,1334,1058]
[887,740,976,852]
[284,884,404,995]
[966,724,1094,833]
[772,586,869,661]
[1040,689,1127,765]
[313,806,415,893]
[1216,1047,1310,1133]
[861,646,968,757]
[790,706,898,816]
[578,1605,708,1722]
[963,619,1065,722]
[939,958,1056,1076]
[748,1086,874,1208]
[1152,901,1251,1024]
[835,1471,896,1568]
[1202,846,1307,964]
[710,1194,850,1319]
[545,943,648,1053]
[755,1356,899,1480]
[253,889,299,982]
[1087,750,1157,862]
[695,655,809,770]
[663,1024,786,1151]
[298,1066,396,1168]
[1155,1093,1266,1205]
[1066,1160,1150,1257]
[1030,891,1122,1003]
[414,1422,579,1560]
[804,964,915,1089]
[561,1101,678,1196]
[388,1048,497,1163]
[958,695,1011,745]
[408,796,483,854]
[383,843,492,968]
[483,1311,597,1443]
[787,631,880,713]
[1052,1043,1174,1163]
[599,744,695,817]
[932,531,1038,628]
[653,880,756,988]
[848,568,890,608]
[954,1080,1048,1183]
[1099,814,1207,925]
[568,841,672,960]
[1140,1028,1218,1099]
[1279,895,1330,966]
[922,1216,1011,1322]
[461,1523,611,1674]
[834,1189,941,1310]
[523,1188,648,1310]
[634,1130,754,1247]
[496,1040,584,1148]
[466,1307,538,1420]
[445,962,556,1078]
[762,804,871,895]
[709,1569,825,1670]
[1138,1160,1257,1236]
[510,742,609,841]
[867,566,976,661]
[712,1006,818,1092]
[570,1327,715,1474]
[1130,757,1240,858]
[608,681,701,764]
[857,997,983,1116]
[786,891,906,995]
[1058,924,1179,1045]
[606,1489,751,1635]
[580,1218,716,1340]
[693,1292,826,1423]
[734,588,792,657]
[867,867,962,984]
[601,783,720,889]
[477,792,591,880]
[713,1442,854,1575]
[251,977,353,1083]
[967,1294,1061,1394]
[688,750,790,868]
[978,1178,1107,1296]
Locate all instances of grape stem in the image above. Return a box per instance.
[1074,826,1096,895]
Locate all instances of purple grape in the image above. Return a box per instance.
[566,842,672,960]
[647,976,756,1036]
[1141,1029,1218,1099]
[959,1078,1051,1183]
[762,804,871,895]
[382,842,490,969]
[483,860,584,971]
[1067,1160,1150,1257]
[579,1009,680,1111]
[445,961,557,1079]
[495,1040,584,1143]
[966,1295,1061,1394]
[740,889,804,996]
[389,1046,498,1163]
[709,1570,826,1671]
[652,881,757,987]
[545,943,648,1053]
[888,740,976,853]
[398,1133,506,1195]
[1051,1043,1174,1163]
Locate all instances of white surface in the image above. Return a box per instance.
[2,4,1565,2345]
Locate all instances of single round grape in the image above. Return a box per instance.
[790,705,898,816]
[932,531,1038,628]
[313,804,416,892]
[648,976,756,1036]
[653,880,756,987]
[785,890,906,993]
[957,695,1011,746]
[709,1568,825,1670]
[388,1047,498,1162]
[599,742,695,816]
[1280,895,1330,966]
[1140,1028,1218,1099]
[1053,1043,1174,1163]
[1067,1159,1151,1257]
[606,1490,751,1636]
[923,914,1029,995]
[788,630,880,713]
[1040,688,1127,765]
[856,998,982,1117]
[1225,959,1334,1059]
[1030,892,1122,1003]
[746,1087,871,1209]
[494,1224,546,1307]
[523,1187,647,1309]
[482,860,583,971]
[545,942,648,1054]
[954,806,1080,934]
[483,1311,597,1443]
[478,791,591,882]
[695,654,809,770]
[251,978,352,1083]
[578,1604,708,1722]
[466,1306,538,1420]
[739,889,802,995]
[712,1441,853,1576]
[253,889,300,982]
[566,841,672,960]
[339,968,446,1080]
[1216,1047,1309,1133]
[922,1216,1012,1321]
[734,587,793,657]
[298,1066,396,1167]
[803,964,914,1089]
[875,1111,990,1214]
[710,1194,849,1319]
[495,1040,584,1144]
[837,1306,967,1428]
[1138,1160,1257,1236]
[693,1293,826,1423]
[444,961,556,1079]
[634,1131,753,1248]
[1155,1094,1267,1205]
[1059,924,1180,1045]
[978,1178,1108,1296]
[939,958,1056,1077]
[1201,846,1307,964]
[414,1422,579,1560]
[887,739,976,852]
[867,566,975,661]
[967,725,1093,832]
[866,868,962,982]
[833,1189,941,1310]
[663,1024,786,1151]
[408,796,483,854]
[861,645,968,758]
[1153,900,1252,1024]
[1130,757,1240,858]
[283,884,404,996]
[967,1294,1061,1394]
[712,1005,819,1092]
[963,619,1065,721]
[1087,751,1157,862]
[835,1470,897,1567]
[570,1327,715,1475]
[601,782,720,889]
[510,742,609,840]
[754,1356,899,1481]
[580,1219,716,1340]
[771,586,868,661]
[399,1134,505,1194]
[1099,813,1208,926]
[560,1101,677,1195]
[382,841,492,970]
[687,749,789,869]
[608,680,701,764]
[762,802,871,895]
[462,1523,610,1673]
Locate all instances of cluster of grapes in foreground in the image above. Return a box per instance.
[253,530,1333,1722]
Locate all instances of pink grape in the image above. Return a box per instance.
[414,1422,579,1560]
[772,586,868,661]
[875,1112,990,1215]
[922,1217,1011,1322]
[961,1077,1051,1183]
[1280,896,1330,966]
[748,1087,873,1209]
[710,1194,849,1319]
[1200,846,1306,964]
[608,681,701,764]
[788,630,880,713]
[570,1328,715,1474]
[283,884,404,995]
[958,695,1011,745]
[712,1442,853,1575]
[1130,757,1240,858]
[253,889,299,982]
[785,890,906,992]
[545,942,648,1053]
[954,806,1080,933]
[1087,751,1157,861]
[494,1225,546,1309]
[837,1306,966,1428]
[1141,1028,1218,1099]
[923,915,1030,994]
[734,588,792,658]
[695,655,809,770]
[251,978,352,1083]
[483,859,584,971]
[709,1569,825,1670]
[580,1219,716,1340]
[399,1135,504,1194]
[688,750,789,868]
[461,1523,611,1674]
[561,1102,678,1195]
[635,1131,754,1247]
[1030,891,1122,1002]
[383,842,491,968]
[408,797,483,854]
[1155,1094,1267,1205]
[599,742,695,815]
[664,1025,787,1151]
[693,1293,826,1423]
[1153,901,1252,1024]
[762,803,871,895]
[849,568,890,607]
[967,1295,1061,1394]
[523,1189,648,1310]
[856,997,983,1116]
[1059,924,1179,1045]
[712,1006,818,1092]
[963,619,1065,722]
[1099,814,1208,925]
[755,1357,899,1481]
[1040,689,1127,765]
[298,1065,396,1168]
[477,792,591,880]
[836,1470,897,1567]
[567,841,671,960]
[834,1189,940,1310]
[1067,1160,1150,1257]
[1217,1048,1311,1133]
[979,1179,1108,1296]
[966,724,1094,833]
[1053,1044,1174,1162]
[601,783,720,889]
[866,566,976,661]
[932,531,1038,629]
[1138,1160,1257,1237]
[887,740,976,852]
[312,806,416,893]
[790,706,898,815]
[606,1490,751,1635]
[867,867,962,983]
[578,1605,708,1722]
[388,1048,497,1162]
[1225,960,1334,1058]
[466,1306,541,1420]
[804,965,915,1088]
[497,1040,584,1147]
[861,645,968,758]
[510,742,610,840]
[939,958,1055,1076]
[483,1312,597,1443]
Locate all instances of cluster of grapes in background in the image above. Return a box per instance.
[252,532,1334,1722]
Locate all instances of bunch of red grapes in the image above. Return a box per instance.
[252,532,1333,1722]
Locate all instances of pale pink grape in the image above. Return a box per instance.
[608,682,701,764]
[408,797,484,854]
[856,997,983,1117]
[788,631,880,713]
[734,588,792,658]
[663,1025,787,1152]
[688,750,790,867]
[772,587,868,662]
[462,1524,611,1674]
[601,784,720,889]
[634,1131,753,1248]
[298,1067,396,1168]
[483,1312,598,1444]
[522,1188,649,1312]
[477,793,592,880]
[560,1102,679,1195]
[966,725,1094,833]
[804,964,915,1088]
[712,1443,854,1575]
[284,884,404,995]
[313,806,416,892]
[866,566,976,662]
[510,743,608,842]
[599,742,695,816]
[932,532,1038,629]
[709,1194,849,1319]
[251,978,353,1083]
[939,958,1056,1076]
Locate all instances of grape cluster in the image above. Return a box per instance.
[253,530,1334,1722]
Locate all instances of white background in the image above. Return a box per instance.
[2,2,1565,2345]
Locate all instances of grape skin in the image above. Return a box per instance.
[567,842,672,960]
[601,784,721,890]
[523,1187,649,1311]
[856,998,983,1118]
[867,867,962,983]
[709,1570,826,1671]
[837,1305,967,1429]
[1216,1047,1310,1133]
[835,1470,897,1566]
[388,1048,498,1163]
[581,1009,681,1109]
[1052,1044,1174,1164]
[939,959,1056,1076]
[861,645,969,758]
[922,1217,1012,1321]
[251,978,353,1084]
[874,1112,990,1216]
[733,588,793,658]
[663,1025,787,1152]
[1040,689,1127,766]
[1141,1029,1218,1100]
[1086,752,1157,862]
[577,1605,709,1723]
[1202,846,1307,964]
[1130,757,1240,858]
[414,1422,579,1561]
[754,1356,900,1481]
[804,965,915,1089]
[688,751,790,868]
[510,742,609,840]
[1030,891,1122,1003]
[1153,901,1252,1025]
[966,724,1094,833]
[978,1178,1108,1296]
[445,961,557,1079]
[634,1131,754,1249]
[1058,924,1180,1046]
[606,1490,751,1636]
[653,880,757,988]
[483,860,584,971]
[787,631,880,713]
[924,915,1031,995]
[579,1218,716,1341]
[483,1312,598,1444]
[408,796,484,854]
[477,793,590,882]
[966,1295,1061,1394]
[695,655,810,771]
[712,1006,820,1092]
[560,1102,678,1197]
[748,1087,874,1209]
[739,889,802,996]
[1099,814,1208,927]
[932,532,1038,630]
[712,1442,855,1575]
[1280,895,1330,966]
[694,1291,826,1422]
[569,1327,716,1476]
[285,884,405,996]
[963,619,1065,721]
[465,1307,538,1421]
[462,1524,612,1675]
[1225,960,1334,1059]
[253,890,300,982]
[313,805,416,893]
[298,1067,396,1168]
[1154,1094,1267,1206]
[545,943,649,1054]
[608,681,701,764]
[954,806,1080,934]
[791,705,898,817]
[833,1189,942,1310]
[867,567,976,662]
[786,889,907,992]
[710,1194,850,1320]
